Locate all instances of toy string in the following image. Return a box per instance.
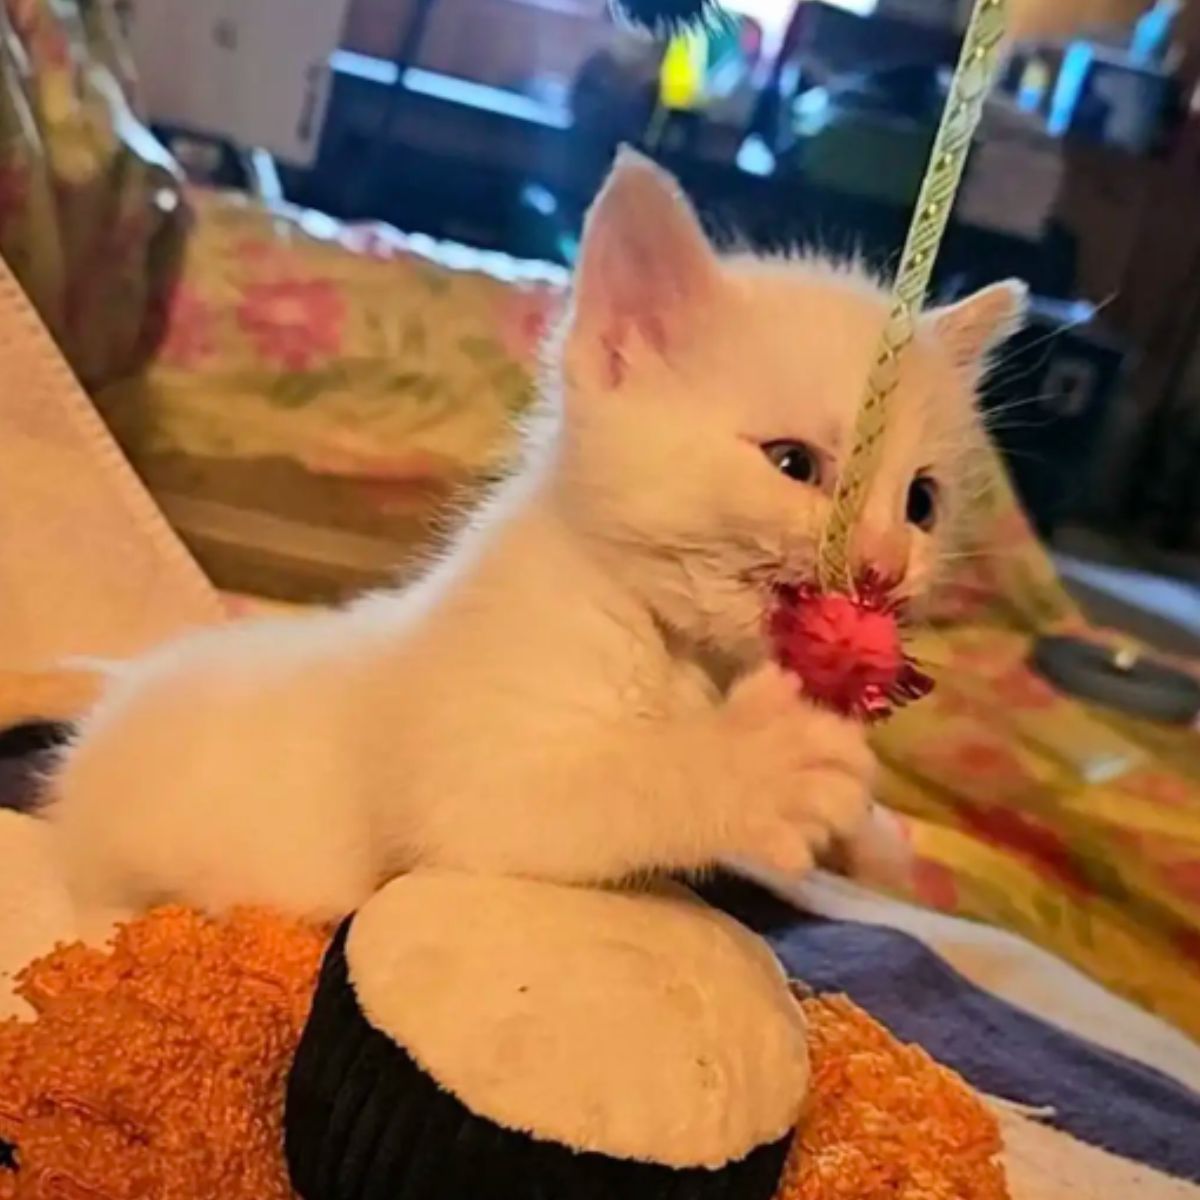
[816,0,1009,595]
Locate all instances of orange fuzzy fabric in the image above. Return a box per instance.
[0,909,1008,1200]
[0,909,327,1200]
[778,995,1009,1200]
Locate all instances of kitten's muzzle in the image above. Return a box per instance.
[850,525,911,586]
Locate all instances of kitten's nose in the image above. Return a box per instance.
[851,526,911,585]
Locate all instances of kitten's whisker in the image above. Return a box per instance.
[982,417,1060,437]
[936,545,1023,564]
[982,391,1069,418]
[994,296,1113,365]
[983,356,1054,394]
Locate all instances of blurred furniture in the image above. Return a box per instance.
[783,63,948,204]
[982,298,1127,537]
[0,0,186,393]
[291,48,591,258]
[1053,65,1200,549]
[301,59,1079,290]
[122,0,351,167]
[1048,41,1176,153]
[752,1,960,148]
[342,0,611,96]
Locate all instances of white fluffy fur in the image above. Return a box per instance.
[49,150,1026,930]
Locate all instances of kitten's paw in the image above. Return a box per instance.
[737,767,871,875]
[722,662,807,728]
[723,665,875,875]
[740,817,820,877]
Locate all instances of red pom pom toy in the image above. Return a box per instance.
[769,574,934,723]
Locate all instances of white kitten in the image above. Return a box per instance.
[48,150,1026,931]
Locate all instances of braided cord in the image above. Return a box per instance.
[816,0,1009,593]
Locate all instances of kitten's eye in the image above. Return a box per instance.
[907,476,939,531]
[763,440,822,486]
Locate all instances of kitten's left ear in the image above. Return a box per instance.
[567,147,723,388]
[926,280,1029,375]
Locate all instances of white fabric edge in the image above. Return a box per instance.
[997,1107,1200,1200]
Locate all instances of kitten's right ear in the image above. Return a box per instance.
[566,148,722,389]
[926,280,1029,377]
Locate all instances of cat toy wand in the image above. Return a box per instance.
[613,0,1010,722]
[776,0,1010,722]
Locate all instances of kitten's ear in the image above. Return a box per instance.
[926,280,1029,376]
[567,147,722,387]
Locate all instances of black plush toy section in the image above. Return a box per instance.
[286,920,793,1200]
[0,720,72,815]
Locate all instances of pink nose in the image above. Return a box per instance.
[851,526,910,584]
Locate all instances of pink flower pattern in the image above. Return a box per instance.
[236,278,344,371]
[1161,859,1200,905]
[990,663,1060,711]
[496,289,558,365]
[916,737,1035,809]
[231,236,296,271]
[6,0,40,42]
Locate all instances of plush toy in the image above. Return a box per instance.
[0,904,1008,1200]
[282,873,1019,1200]
[286,874,807,1200]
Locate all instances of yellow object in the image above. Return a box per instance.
[659,30,707,112]
[818,0,1009,591]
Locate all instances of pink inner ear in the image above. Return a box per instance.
[644,312,668,354]
[598,310,669,390]
[574,154,720,390]
[602,326,626,389]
